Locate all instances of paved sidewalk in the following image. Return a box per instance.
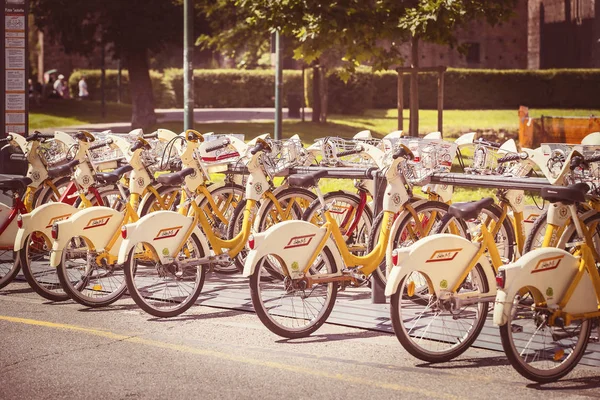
[37,107,312,133]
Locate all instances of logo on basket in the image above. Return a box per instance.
[136,177,145,188]
[546,287,554,298]
[284,234,316,249]
[254,182,263,194]
[82,175,91,185]
[154,226,183,240]
[531,255,563,274]
[425,248,462,263]
[559,206,569,219]
[45,213,72,228]
[31,171,41,181]
[524,213,540,223]
[392,193,402,206]
[83,215,112,230]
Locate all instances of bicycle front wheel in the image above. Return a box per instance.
[124,234,207,318]
[390,264,489,363]
[499,289,592,383]
[57,235,127,307]
[0,250,19,290]
[249,246,338,338]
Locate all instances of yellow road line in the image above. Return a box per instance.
[0,315,460,400]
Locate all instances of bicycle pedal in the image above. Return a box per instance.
[510,323,523,333]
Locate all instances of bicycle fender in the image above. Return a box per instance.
[493,248,597,326]
[384,201,428,273]
[14,202,78,251]
[243,220,342,278]
[384,234,492,297]
[50,207,124,267]
[118,211,209,265]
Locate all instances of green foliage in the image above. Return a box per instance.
[67,70,173,108]
[163,69,304,108]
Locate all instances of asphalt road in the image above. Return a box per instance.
[1,281,599,400]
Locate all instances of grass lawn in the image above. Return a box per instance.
[30,99,132,130]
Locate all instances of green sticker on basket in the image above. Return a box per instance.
[291,261,299,271]
[546,287,554,297]
[440,279,448,289]
[162,248,170,256]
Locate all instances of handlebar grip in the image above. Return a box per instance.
[0,137,11,145]
[570,155,585,170]
[392,147,411,160]
[142,132,159,139]
[26,132,55,142]
[205,139,231,153]
[584,154,600,164]
[497,153,526,164]
[9,154,26,161]
[131,140,150,152]
[250,142,265,155]
[475,138,501,148]
[88,138,113,151]
[336,146,362,158]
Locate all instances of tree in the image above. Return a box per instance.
[31,0,195,129]
[200,0,517,125]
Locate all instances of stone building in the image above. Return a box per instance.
[402,0,599,69]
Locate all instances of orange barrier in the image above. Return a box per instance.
[518,106,600,148]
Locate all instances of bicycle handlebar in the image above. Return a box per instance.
[131,139,151,152]
[336,146,363,158]
[26,132,54,142]
[474,138,501,148]
[205,139,231,153]
[142,132,159,139]
[88,138,114,151]
[251,141,270,155]
[497,152,527,164]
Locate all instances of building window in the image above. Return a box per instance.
[465,42,480,63]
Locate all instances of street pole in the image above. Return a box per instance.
[101,43,106,119]
[274,31,283,140]
[183,0,194,131]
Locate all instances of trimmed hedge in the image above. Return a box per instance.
[68,68,600,113]
[163,69,304,108]
[68,70,173,108]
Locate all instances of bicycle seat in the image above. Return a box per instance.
[448,197,495,220]
[0,174,32,192]
[541,182,589,204]
[156,167,195,186]
[47,159,80,179]
[288,170,327,188]
[95,164,134,185]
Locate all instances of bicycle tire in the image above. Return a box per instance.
[249,246,338,338]
[229,187,317,274]
[199,183,245,274]
[368,200,463,288]
[499,289,592,383]
[390,263,490,362]
[57,235,127,307]
[0,252,19,290]
[20,187,123,302]
[33,176,72,207]
[522,210,548,254]
[124,233,207,318]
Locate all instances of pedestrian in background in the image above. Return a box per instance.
[53,74,65,98]
[78,75,89,100]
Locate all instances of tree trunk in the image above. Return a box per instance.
[311,65,321,123]
[320,66,328,123]
[125,47,157,130]
[409,36,419,137]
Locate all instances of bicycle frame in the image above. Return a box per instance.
[0,192,28,249]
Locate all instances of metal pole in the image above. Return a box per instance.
[101,43,106,119]
[183,0,194,131]
[437,70,444,136]
[274,31,283,140]
[397,71,403,132]
[301,66,305,122]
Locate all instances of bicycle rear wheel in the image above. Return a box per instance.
[390,264,489,363]
[249,246,338,338]
[124,234,207,318]
[20,232,68,301]
[499,289,592,383]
